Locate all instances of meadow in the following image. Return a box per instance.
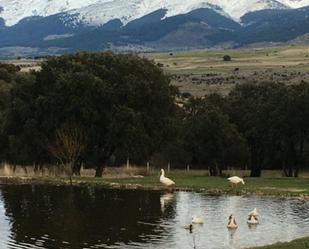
[2,165,309,197]
[145,45,309,96]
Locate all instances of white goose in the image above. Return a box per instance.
[248,208,259,217]
[192,215,204,224]
[227,176,245,187]
[247,208,259,225]
[160,169,175,187]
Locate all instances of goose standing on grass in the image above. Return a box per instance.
[227,176,245,188]
[227,214,238,229]
[160,169,175,187]
[192,215,204,224]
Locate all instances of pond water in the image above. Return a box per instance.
[0,185,309,249]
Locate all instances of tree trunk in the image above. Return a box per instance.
[34,162,39,174]
[209,161,222,176]
[94,148,114,177]
[69,162,73,185]
[283,140,298,177]
[250,146,261,177]
[294,132,305,178]
[294,168,299,178]
[72,160,82,176]
[250,166,261,177]
[13,163,17,173]
[95,165,105,177]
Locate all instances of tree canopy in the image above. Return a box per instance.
[3,52,177,176]
[0,54,308,178]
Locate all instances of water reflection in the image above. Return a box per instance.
[0,186,172,249]
[0,192,10,248]
[0,185,309,249]
[160,193,175,213]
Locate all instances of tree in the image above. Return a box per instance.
[5,52,177,176]
[279,83,309,177]
[49,124,86,178]
[182,97,248,175]
[227,82,288,177]
[223,55,231,61]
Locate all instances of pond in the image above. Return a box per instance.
[0,185,309,249]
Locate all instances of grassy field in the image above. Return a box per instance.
[248,237,309,249]
[145,46,309,74]
[101,172,309,196]
[145,45,309,96]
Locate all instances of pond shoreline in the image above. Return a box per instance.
[246,236,309,249]
[1,176,309,200]
[1,176,309,249]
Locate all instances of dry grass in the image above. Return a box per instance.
[1,162,309,179]
[0,163,151,178]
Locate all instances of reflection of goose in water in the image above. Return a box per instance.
[227,214,238,229]
[160,193,174,212]
[160,169,175,187]
[192,215,204,224]
[228,226,237,239]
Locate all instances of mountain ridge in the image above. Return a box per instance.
[1,1,309,57]
[1,0,309,27]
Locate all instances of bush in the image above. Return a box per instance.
[223,55,231,61]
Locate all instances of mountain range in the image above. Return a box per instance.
[1,0,309,57]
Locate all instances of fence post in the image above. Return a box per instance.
[147,161,150,173]
[187,164,190,172]
[168,162,171,173]
[126,158,130,169]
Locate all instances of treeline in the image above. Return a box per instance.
[169,83,309,177]
[0,52,308,177]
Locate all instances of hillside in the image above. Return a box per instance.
[145,45,309,96]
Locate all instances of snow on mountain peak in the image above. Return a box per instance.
[0,0,308,27]
[69,0,291,26]
[0,0,99,26]
[281,0,309,8]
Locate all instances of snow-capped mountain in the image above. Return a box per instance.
[1,0,309,57]
[1,0,309,27]
[68,0,288,26]
[281,0,309,8]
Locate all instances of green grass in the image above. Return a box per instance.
[247,237,309,249]
[11,170,308,197]
[101,173,309,196]
[2,169,309,197]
